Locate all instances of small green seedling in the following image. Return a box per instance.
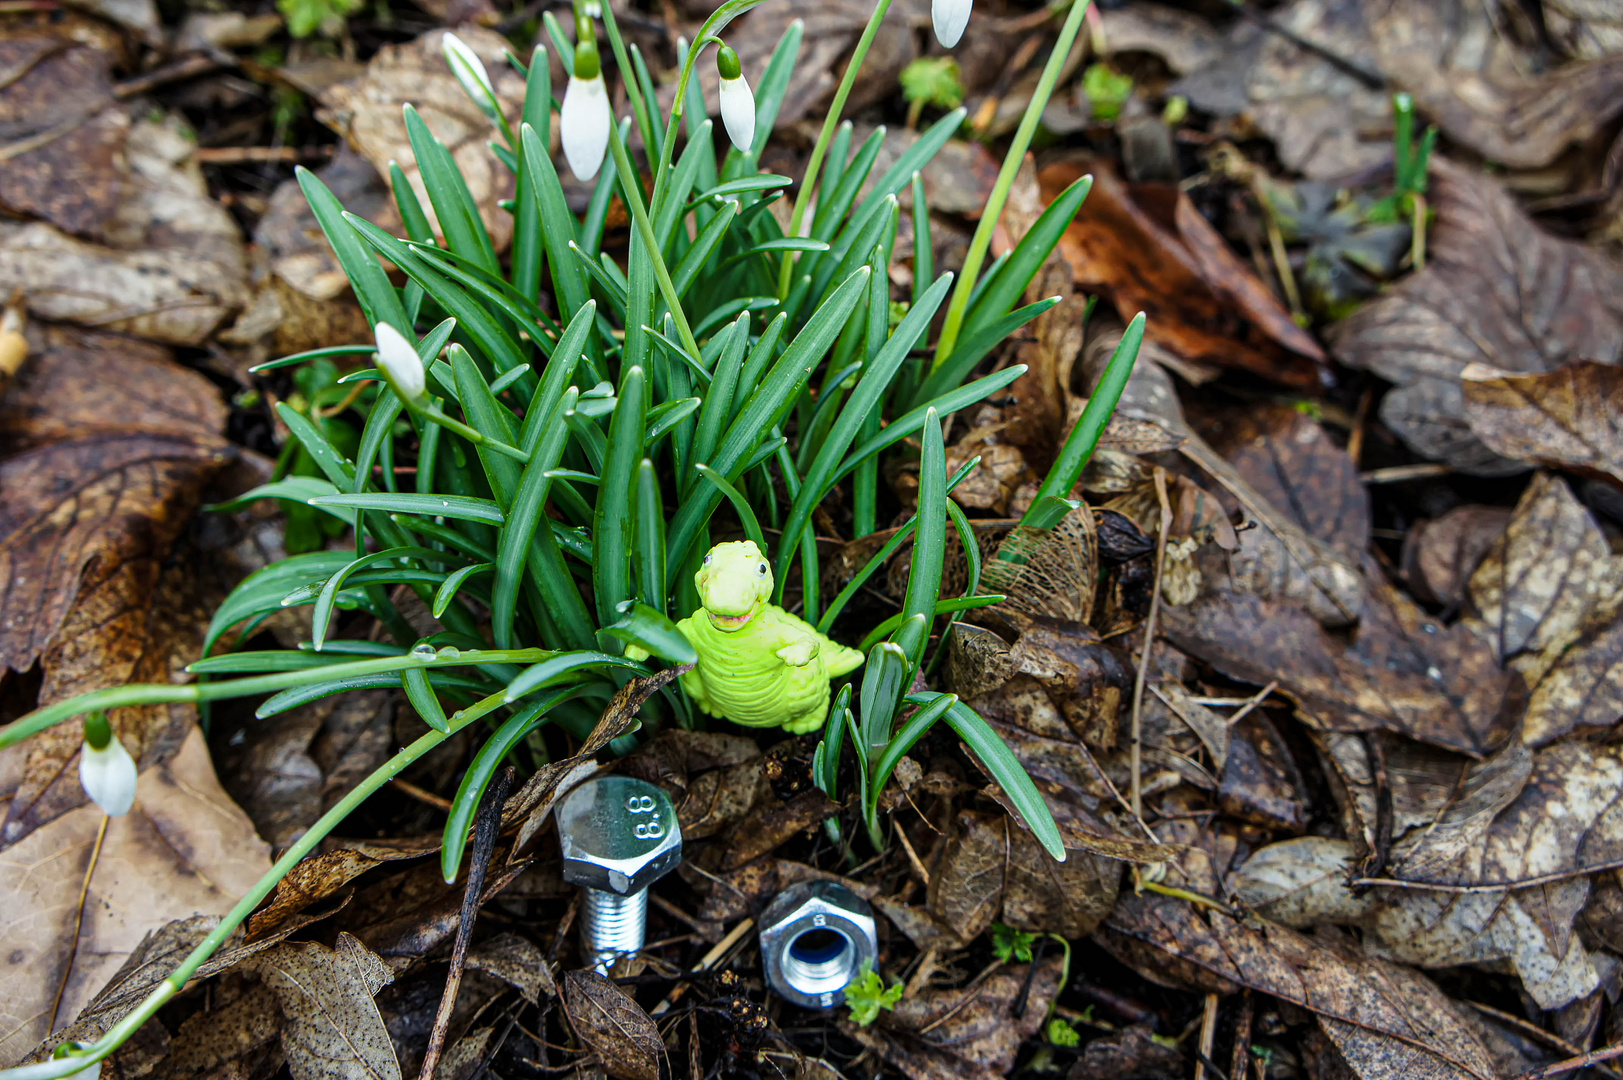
[901,57,964,128]
[845,964,906,1026]
[1047,1018,1081,1047]
[1082,62,1133,121]
[992,921,1039,964]
[278,0,364,38]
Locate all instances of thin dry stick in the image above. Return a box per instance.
[894,821,931,887]
[417,766,514,1080]
[1193,993,1219,1080]
[1224,681,1279,728]
[1350,855,1623,893]
[1465,1002,1623,1080]
[1130,467,1174,821]
[1510,1043,1623,1080]
[1230,994,1254,1080]
[49,814,110,1032]
[649,915,757,1017]
[391,777,453,811]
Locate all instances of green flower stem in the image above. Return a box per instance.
[775,0,894,301]
[595,0,658,160]
[932,0,1092,365]
[606,121,703,364]
[650,0,766,208]
[0,649,553,751]
[5,684,522,1080]
[417,402,530,463]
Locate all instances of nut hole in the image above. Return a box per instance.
[781,927,856,994]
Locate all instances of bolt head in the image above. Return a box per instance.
[556,775,682,895]
[758,881,877,1010]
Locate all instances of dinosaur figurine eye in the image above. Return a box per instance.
[703,554,712,565]
[758,563,768,575]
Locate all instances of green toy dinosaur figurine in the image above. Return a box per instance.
[673,540,864,734]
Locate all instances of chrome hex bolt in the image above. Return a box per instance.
[757,881,877,1009]
[556,775,683,973]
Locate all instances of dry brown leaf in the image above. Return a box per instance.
[1462,361,1623,486]
[1099,893,1501,1080]
[1402,506,1513,608]
[1176,0,1623,177]
[1331,162,1623,474]
[252,933,400,1080]
[1218,713,1307,834]
[0,728,272,1064]
[0,117,249,346]
[1066,1024,1186,1080]
[1238,739,1623,1009]
[862,956,1064,1080]
[1179,433,1366,630]
[318,28,524,253]
[1206,403,1371,564]
[1545,0,1623,60]
[464,933,555,1005]
[0,326,231,844]
[1045,159,1327,388]
[0,34,128,237]
[561,970,662,1080]
[928,811,1009,944]
[1161,579,1519,757]
[1459,473,1623,745]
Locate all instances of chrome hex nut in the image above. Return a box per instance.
[556,775,682,896]
[757,881,878,1010]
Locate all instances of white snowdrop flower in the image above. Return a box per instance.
[584,0,601,17]
[561,42,611,181]
[443,32,495,101]
[374,321,427,401]
[931,0,971,48]
[716,45,755,153]
[78,713,136,817]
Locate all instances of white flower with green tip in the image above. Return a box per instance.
[374,321,426,401]
[78,713,136,817]
[561,38,611,181]
[931,0,971,48]
[716,45,755,153]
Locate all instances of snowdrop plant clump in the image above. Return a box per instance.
[15,0,1135,1073]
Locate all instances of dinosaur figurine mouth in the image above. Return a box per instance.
[708,610,754,631]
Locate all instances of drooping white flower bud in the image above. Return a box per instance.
[443,32,495,103]
[716,45,755,153]
[931,0,971,48]
[79,712,136,817]
[374,321,427,401]
[561,39,611,181]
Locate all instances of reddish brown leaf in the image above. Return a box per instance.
[1043,158,1326,388]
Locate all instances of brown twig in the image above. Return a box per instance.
[194,145,336,165]
[1465,1002,1623,1080]
[50,813,110,1032]
[1350,855,1623,893]
[649,916,756,1017]
[1230,994,1254,1080]
[1223,681,1278,728]
[1194,993,1219,1080]
[391,777,453,811]
[1129,467,1173,820]
[417,766,514,1080]
[113,54,228,99]
[1360,463,1453,484]
[1510,1043,1623,1080]
[1346,386,1375,469]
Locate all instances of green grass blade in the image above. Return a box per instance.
[401,665,451,733]
[593,365,648,631]
[403,105,498,274]
[957,173,1091,347]
[434,562,494,619]
[930,693,1066,861]
[909,298,1058,408]
[295,166,410,333]
[311,492,504,524]
[694,464,766,555]
[1026,312,1143,514]
[604,601,696,664]
[749,18,802,158]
